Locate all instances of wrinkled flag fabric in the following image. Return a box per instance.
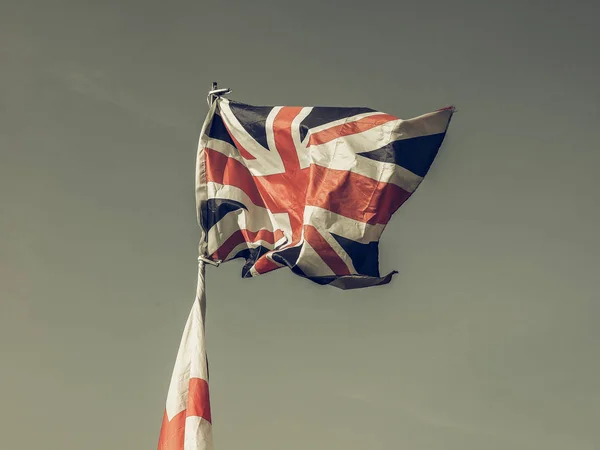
[158,96,454,450]
[196,98,455,289]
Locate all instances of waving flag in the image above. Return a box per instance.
[197,98,455,289]
[158,93,455,450]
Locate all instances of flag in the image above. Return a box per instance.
[196,98,455,289]
[158,95,455,450]
[157,262,213,450]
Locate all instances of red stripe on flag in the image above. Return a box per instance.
[211,229,284,261]
[256,106,309,243]
[307,113,398,146]
[307,165,411,225]
[253,252,284,274]
[187,378,212,423]
[158,410,185,450]
[273,106,304,172]
[157,377,212,450]
[304,225,351,275]
[205,148,265,208]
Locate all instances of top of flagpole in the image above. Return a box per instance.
[207,82,232,106]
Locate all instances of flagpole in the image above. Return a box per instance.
[210,82,217,106]
[199,81,229,268]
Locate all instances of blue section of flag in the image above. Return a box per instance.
[358,132,447,177]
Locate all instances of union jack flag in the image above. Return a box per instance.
[196,98,455,289]
[158,96,455,450]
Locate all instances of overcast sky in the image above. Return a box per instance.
[2,0,599,449]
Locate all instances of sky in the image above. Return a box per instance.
[1,0,599,449]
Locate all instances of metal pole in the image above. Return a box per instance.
[210,82,217,106]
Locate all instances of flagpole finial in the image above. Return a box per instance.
[207,81,232,106]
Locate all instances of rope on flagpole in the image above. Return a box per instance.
[199,255,221,267]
